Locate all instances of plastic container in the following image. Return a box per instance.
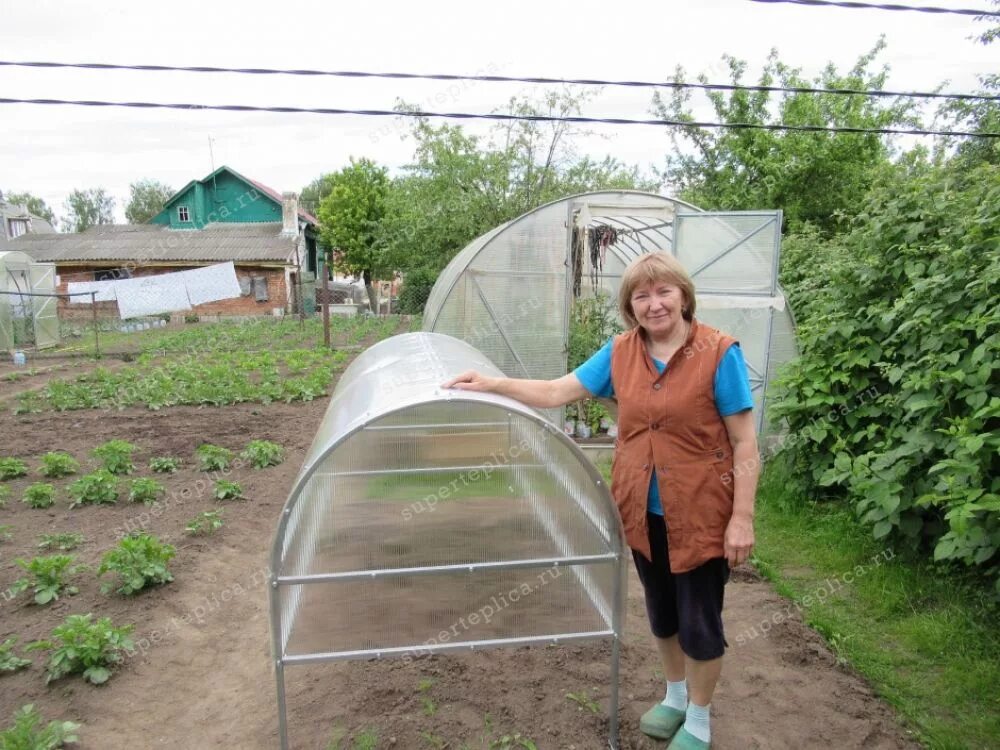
[12,350,26,367]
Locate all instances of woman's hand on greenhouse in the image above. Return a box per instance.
[442,370,496,392]
[724,512,755,568]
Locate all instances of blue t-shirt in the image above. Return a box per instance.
[573,338,753,515]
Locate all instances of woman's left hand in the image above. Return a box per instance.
[724,513,755,568]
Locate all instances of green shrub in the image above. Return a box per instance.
[0,638,31,674]
[240,440,284,469]
[568,292,622,371]
[27,613,134,685]
[91,440,137,475]
[11,555,84,605]
[0,705,79,749]
[397,267,437,315]
[196,444,232,472]
[67,471,118,508]
[0,525,11,542]
[0,486,9,507]
[38,452,79,479]
[37,532,85,552]
[98,533,175,595]
[185,510,223,536]
[149,456,181,473]
[21,483,56,509]
[213,480,243,501]
[127,477,164,505]
[772,163,1000,590]
[0,458,28,481]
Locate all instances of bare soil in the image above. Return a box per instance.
[0,398,921,749]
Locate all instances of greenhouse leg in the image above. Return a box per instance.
[276,660,290,750]
[608,634,621,749]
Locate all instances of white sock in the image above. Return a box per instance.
[683,702,711,742]
[661,679,687,711]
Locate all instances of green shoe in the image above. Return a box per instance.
[639,703,685,740]
[666,727,710,750]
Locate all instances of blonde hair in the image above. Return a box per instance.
[617,252,696,329]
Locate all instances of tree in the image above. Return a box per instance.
[316,158,390,312]
[939,0,1000,168]
[381,89,657,277]
[3,191,56,227]
[652,41,918,234]
[63,188,115,232]
[299,174,337,218]
[125,179,173,224]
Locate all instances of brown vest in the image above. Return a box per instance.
[610,319,737,573]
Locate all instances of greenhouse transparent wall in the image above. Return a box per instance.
[423,192,796,433]
[270,332,627,749]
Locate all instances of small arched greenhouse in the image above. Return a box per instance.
[270,332,628,749]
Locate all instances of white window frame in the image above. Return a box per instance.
[177,206,191,222]
[7,218,29,238]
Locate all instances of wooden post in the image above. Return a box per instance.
[321,261,331,349]
[90,291,100,359]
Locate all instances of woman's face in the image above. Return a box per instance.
[630,279,686,336]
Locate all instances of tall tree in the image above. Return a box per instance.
[316,158,390,312]
[652,41,918,234]
[63,188,115,232]
[939,0,999,168]
[299,174,337,218]
[3,191,57,227]
[125,179,174,223]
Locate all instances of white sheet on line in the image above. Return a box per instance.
[180,262,242,306]
[66,279,117,303]
[67,262,243,317]
[114,275,192,319]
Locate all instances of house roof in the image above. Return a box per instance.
[9,223,299,265]
[162,166,319,226]
[1,201,57,236]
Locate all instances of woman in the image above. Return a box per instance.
[443,252,759,750]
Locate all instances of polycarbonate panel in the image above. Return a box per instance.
[282,561,615,657]
[674,211,780,295]
[763,303,799,435]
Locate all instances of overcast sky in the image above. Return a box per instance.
[0,0,995,224]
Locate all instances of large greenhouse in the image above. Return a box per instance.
[423,191,796,432]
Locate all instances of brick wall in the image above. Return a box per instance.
[55,264,290,320]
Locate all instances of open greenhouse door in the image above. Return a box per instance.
[673,210,784,431]
[29,263,59,349]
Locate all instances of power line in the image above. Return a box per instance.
[0,59,996,103]
[747,0,1000,17]
[0,96,995,138]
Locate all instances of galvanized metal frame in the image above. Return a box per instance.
[269,333,627,750]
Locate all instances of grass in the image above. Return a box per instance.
[753,457,1000,750]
